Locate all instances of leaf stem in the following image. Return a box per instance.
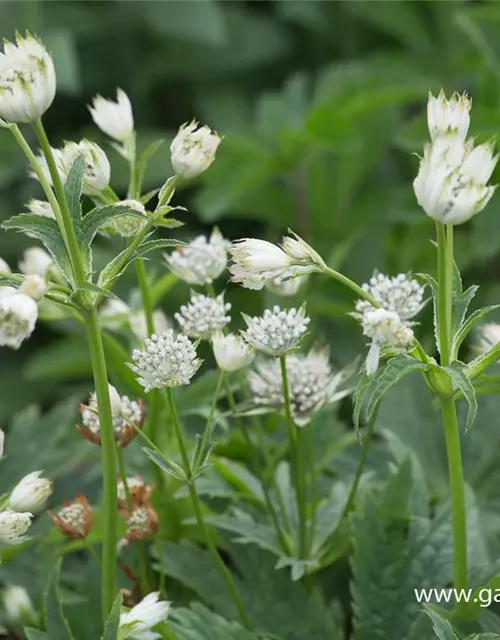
[280,355,307,558]
[193,372,225,473]
[164,388,252,630]
[117,447,132,511]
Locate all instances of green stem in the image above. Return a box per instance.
[194,372,225,472]
[280,355,307,558]
[84,539,102,569]
[164,388,252,630]
[306,427,318,554]
[441,396,468,601]
[467,343,500,380]
[436,222,452,365]
[85,308,118,620]
[224,377,291,555]
[155,536,167,596]
[117,448,132,511]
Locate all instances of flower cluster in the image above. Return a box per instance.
[123,504,159,542]
[361,308,414,376]
[212,332,255,372]
[77,384,145,447]
[49,495,94,540]
[129,329,201,391]
[175,292,231,339]
[0,275,46,350]
[248,346,350,425]
[229,234,323,291]
[355,272,425,321]
[164,227,228,285]
[119,592,171,640]
[170,120,221,179]
[242,305,310,356]
[413,91,498,225]
[117,475,154,510]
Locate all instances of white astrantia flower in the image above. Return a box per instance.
[229,235,322,291]
[212,332,255,372]
[361,308,414,376]
[26,198,55,219]
[170,120,221,179]
[0,510,33,545]
[0,292,38,349]
[88,88,134,142]
[129,329,202,392]
[427,90,471,142]
[0,257,10,273]
[242,305,310,356]
[9,471,52,513]
[112,199,148,237]
[81,384,143,438]
[477,323,500,353]
[0,33,56,124]
[130,309,170,341]
[248,346,351,426]
[354,272,425,322]
[60,140,111,195]
[19,247,52,277]
[175,292,231,340]
[19,274,47,301]
[164,227,228,285]
[2,585,36,624]
[267,274,308,297]
[119,591,171,640]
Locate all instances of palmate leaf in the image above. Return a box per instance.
[169,603,256,640]
[1,214,73,285]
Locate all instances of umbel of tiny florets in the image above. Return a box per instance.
[361,308,414,376]
[0,33,56,124]
[0,510,33,545]
[48,495,94,539]
[242,305,310,356]
[117,476,154,509]
[248,345,351,426]
[164,227,228,285]
[354,272,425,322]
[76,384,145,447]
[175,292,231,340]
[123,504,159,542]
[129,329,202,392]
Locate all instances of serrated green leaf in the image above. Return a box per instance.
[80,204,147,246]
[2,214,73,285]
[143,447,187,481]
[101,592,122,640]
[63,155,85,227]
[443,362,478,431]
[140,188,160,206]
[44,559,75,640]
[425,609,459,640]
[452,304,500,358]
[134,239,185,259]
[169,603,255,640]
[155,218,185,229]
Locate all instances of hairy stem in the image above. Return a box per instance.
[280,355,307,558]
[164,388,252,630]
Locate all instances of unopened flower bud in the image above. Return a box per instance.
[61,140,110,195]
[112,200,148,238]
[0,33,56,124]
[9,471,52,513]
[170,120,221,179]
[48,495,93,539]
[119,592,171,639]
[117,476,154,509]
[427,90,471,142]
[124,504,159,541]
[0,292,38,349]
[19,247,52,277]
[164,227,228,285]
[88,88,134,142]
[212,332,254,372]
[19,275,47,301]
[2,585,36,625]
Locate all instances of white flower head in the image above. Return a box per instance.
[361,308,414,376]
[164,227,228,285]
[242,305,310,356]
[0,33,56,123]
[26,199,55,219]
[175,292,231,340]
[112,199,148,238]
[119,591,171,640]
[2,585,36,624]
[129,329,202,392]
[427,90,471,142]
[0,292,38,349]
[19,274,47,301]
[61,140,110,195]
[9,470,52,513]
[249,346,349,426]
[130,309,170,342]
[170,120,221,179]
[267,274,308,297]
[212,332,255,372]
[478,323,500,353]
[355,272,425,321]
[19,247,52,276]
[88,88,134,142]
[0,510,32,545]
[414,119,498,226]
[0,257,10,273]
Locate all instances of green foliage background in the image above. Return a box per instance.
[3,2,500,639]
